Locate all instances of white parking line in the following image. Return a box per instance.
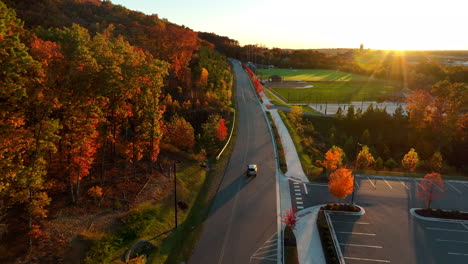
[344,257,390,263]
[448,252,468,256]
[295,192,301,196]
[382,177,392,189]
[367,176,376,188]
[303,183,308,194]
[296,197,302,200]
[355,180,360,187]
[400,180,409,190]
[462,223,468,230]
[297,206,304,209]
[436,239,468,244]
[341,243,383,248]
[463,182,468,188]
[338,231,376,236]
[333,221,370,225]
[296,201,303,204]
[427,227,468,233]
[446,182,462,194]
[416,180,428,192]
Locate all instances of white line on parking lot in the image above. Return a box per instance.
[400,180,409,190]
[333,221,370,225]
[367,176,376,188]
[436,239,468,244]
[338,231,376,236]
[448,252,468,256]
[446,182,462,194]
[355,180,360,187]
[341,243,383,248]
[463,182,468,188]
[296,201,303,204]
[382,177,392,189]
[303,183,308,194]
[295,192,301,196]
[427,227,468,233]
[462,223,468,230]
[296,197,302,200]
[297,206,304,209]
[344,257,390,263]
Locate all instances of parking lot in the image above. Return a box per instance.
[294,175,468,263]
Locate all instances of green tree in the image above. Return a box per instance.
[385,158,398,169]
[335,107,344,120]
[375,157,384,170]
[356,145,375,169]
[402,148,419,172]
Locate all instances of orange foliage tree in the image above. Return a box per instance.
[165,114,195,150]
[318,146,345,174]
[216,118,228,141]
[417,173,445,209]
[328,168,354,199]
[402,148,419,172]
[356,145,375,169]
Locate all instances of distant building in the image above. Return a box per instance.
[268,75,282,82]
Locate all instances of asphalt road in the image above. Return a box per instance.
[295,175,468,264]
[190,60,277,264]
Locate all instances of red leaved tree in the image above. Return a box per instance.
[328,168,354,199]
[417,173,445,209]
[280,208,298,231]
[216,118,228,141]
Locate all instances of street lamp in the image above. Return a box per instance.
[173,160,181,228]
[351,142,362,204]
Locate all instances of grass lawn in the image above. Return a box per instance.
[272,82,399,104]
[258,68,371,82]
[264,88,320,114]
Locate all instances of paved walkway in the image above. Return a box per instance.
[259,90,325,264]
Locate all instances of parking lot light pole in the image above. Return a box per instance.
[351,142,362,204]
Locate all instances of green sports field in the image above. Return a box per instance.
[258,68,401,103]
[257,68,371,82]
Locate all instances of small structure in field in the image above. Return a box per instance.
[268,75,282,82]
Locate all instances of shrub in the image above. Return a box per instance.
[384,158,398,169]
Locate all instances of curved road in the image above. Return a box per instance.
[190,60,278,263]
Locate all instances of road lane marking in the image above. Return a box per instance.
[448,252,468,256]
[446,182,462,194]
[367,176,376,188]
[344,257,390,263]
[251,256,277,261]
[252,248,277,256]
[382,177,392,189]
[297,206,304,209]
[400,180,409,190]
[333,221,369,225]
[303,183,308,194]
[296,197,302,200]
[295,192,301,196]
[341,243,383,248]
[338,232,376,236]
[436,239,468,244]
[296,201,303,204]
[427,227,468,233]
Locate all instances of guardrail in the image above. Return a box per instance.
[216,109,236,160]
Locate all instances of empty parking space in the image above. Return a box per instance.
[330,214,390,263]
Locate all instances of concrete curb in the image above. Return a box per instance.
[410,208,468,224]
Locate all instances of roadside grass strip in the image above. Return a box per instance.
[344,257,390,263]
[446,182,462,194]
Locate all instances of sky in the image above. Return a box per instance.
[110,0,468,50]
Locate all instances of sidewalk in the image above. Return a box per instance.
[259,90,325,264]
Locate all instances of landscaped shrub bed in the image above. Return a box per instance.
[416,208,468,220]
[283,227,299,263]
[316,209,339,264]
[321,203,360,212]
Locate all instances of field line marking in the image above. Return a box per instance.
[338,231,375,236]
[344,256,390,263]
[400,180,409,190]
[367,176,376,188]
[303,183,308,194]
[382,177,392,189]
[448,252,468,256]
[446,182,462,194]
[340,243,383,248]
[427,227,468,233]
[436,239,468,244]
